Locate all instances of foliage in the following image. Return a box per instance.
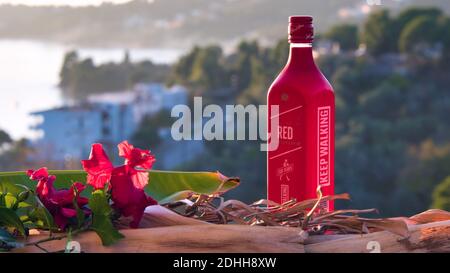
[89,190,124,246]
[0,129,12,146]
[398,15,441,54]
[132,110,175,148]
[0,139,34,171]
[362,10,397,55]
[325,24,359,51]
[59,50,170,100]
[362,7,450,60]
[432,176,450,211]
[0,186,36,250]
[395,7,443,32]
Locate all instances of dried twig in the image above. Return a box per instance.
[163,189,409,237]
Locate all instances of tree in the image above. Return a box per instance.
[0,138,34,171]
[237,56,268,105]
[325,24,359,51]
[432,176,450,211]
[398,15,440,54]
[439,17,450,66]
[0,129,12,146]
[59,50,169,100]
[168,45,228,99]
[131,110,175,149]
[395,7,442,33]
[189,45,227,91]
[362,10,397,55]
[167,46,201,87]
[59,50,79,89]
[396,140,450,215]
[231,40,260,91]
[268,39,289,73]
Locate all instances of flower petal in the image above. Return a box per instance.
[118,140,155,170]
[27,167,49,181]
[129,208,145,229]
[54,212,69,230]
[117,140,133,158]
[72,182,86,194]
[81,143,114,190]
[26,167,91,231]
[130,170,149,190]
[60,207,77,218]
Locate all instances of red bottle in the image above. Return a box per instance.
[267,16,335,212]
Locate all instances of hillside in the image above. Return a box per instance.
[0,0,449,48]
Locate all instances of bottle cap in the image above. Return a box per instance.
[289,16,314,43]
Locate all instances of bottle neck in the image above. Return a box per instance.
[287,43,315,69]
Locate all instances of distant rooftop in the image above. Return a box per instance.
[30,104,99,115]
[31,83,188,116]
[88,90,135,104]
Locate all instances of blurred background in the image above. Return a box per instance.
[0,0,449,217]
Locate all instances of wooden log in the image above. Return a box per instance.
[13,225,305,253]
[305,220,450,253]
[117,205,210,229]
[10,208,450,253]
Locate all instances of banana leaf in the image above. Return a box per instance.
[0,170,239,202]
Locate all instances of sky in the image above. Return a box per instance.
[0,0,140,6]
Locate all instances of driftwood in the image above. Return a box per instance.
[305,220,450,253]
[11,207,450,253]
[15,225,305,253]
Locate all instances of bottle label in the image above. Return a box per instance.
[317,106,331,212]
[268,102,304,204]
[317,106,331,188]
[280,184,289,204]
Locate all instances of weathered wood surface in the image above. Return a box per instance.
[11,208,450,253]
[305,220,450,253]
[14,225,305,253]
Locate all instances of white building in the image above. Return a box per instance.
[30,102,136,163]
[30,83,201,168]
[88,83,188,124]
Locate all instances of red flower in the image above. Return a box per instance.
[118,140,156,170]
[27,168,90,230]
[81,143,114,190]
[82,141,157,228]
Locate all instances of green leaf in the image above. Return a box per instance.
[17,190,31,203]
[17,202,31,209]
[14,185,32,208]
[29,195,56,231]
[0,192,6,207]
[146,171,239,201]
[89,190,124,246]
[72,188,85,229]
[0,208,26,236]
[0,192,19,209]
[159,190,195,204]
[0,170,239,202]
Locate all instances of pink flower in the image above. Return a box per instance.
[118,140,156,170]
[82,141,157,228]
[27,168,90,230]
[81,143,114,190]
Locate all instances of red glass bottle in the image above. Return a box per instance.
[267,16,335,212]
